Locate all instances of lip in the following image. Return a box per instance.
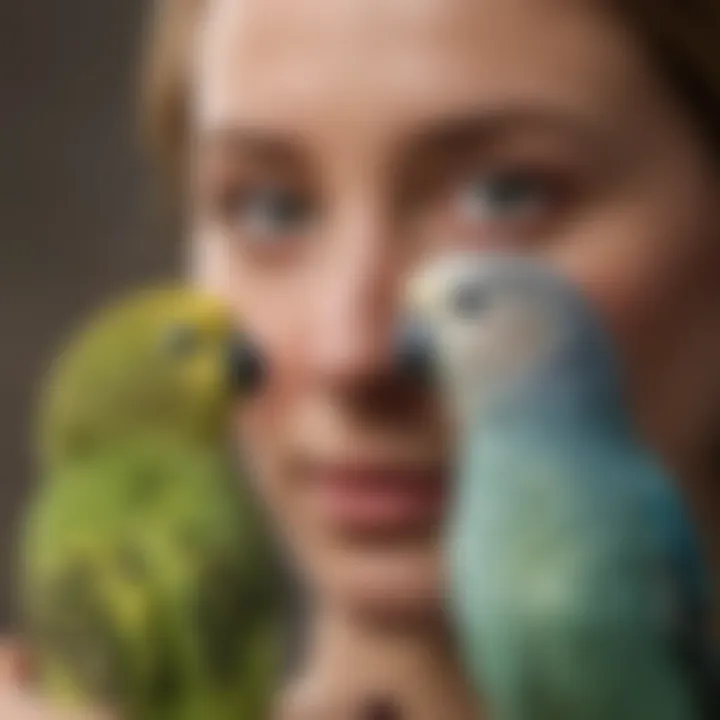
[309,462,448,535]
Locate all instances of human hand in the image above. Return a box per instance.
[0,640,114,720]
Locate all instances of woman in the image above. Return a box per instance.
[3,0,720,717]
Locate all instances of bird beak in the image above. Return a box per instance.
[394,314,438,385]
[229,332,267,396]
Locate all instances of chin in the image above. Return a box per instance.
[318,540,446,624]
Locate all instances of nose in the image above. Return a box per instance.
[394,316,437,385]
[229,333,267,395]
[307,205,401,388]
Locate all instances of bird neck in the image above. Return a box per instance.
[473,346,633,445]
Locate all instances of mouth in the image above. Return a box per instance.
[308,460,448,537]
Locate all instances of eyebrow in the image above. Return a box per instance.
[197,105,623,176]
[406,105,620,159]
[197,125,304,167]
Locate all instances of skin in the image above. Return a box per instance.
[4,0,720,717]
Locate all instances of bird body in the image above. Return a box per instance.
[403,254,717,720]
[21,287,280,719]
[452,407,709,720]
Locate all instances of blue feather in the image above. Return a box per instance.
[413,254,718,720]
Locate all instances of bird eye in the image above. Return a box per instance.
[450,282,487,320]
[163,324,200,357]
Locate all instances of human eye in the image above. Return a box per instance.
[215,182,316,250]
[448,167,568,244]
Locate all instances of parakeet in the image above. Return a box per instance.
[21,286,282,720]
[400,253,717,720]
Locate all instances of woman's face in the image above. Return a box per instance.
[190,0,720,618]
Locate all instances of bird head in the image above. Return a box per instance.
[396,253,605,422]
[41,286,267,463]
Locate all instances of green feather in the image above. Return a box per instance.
[21,287,282,719]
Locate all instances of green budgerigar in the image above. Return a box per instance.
[21,286,282,719]
[400,253,718,720]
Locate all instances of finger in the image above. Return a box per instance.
[0,639,32,686]
[0,691,117,720]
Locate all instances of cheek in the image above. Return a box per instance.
[548,192,720,470]
[231,336,307,536]
[234,317,304,504]
[191,233,306,485]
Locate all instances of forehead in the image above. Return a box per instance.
[193,0,650,145]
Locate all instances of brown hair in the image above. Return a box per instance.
[141,0,202,191]
[619,0,720,158]
[141,0,720,179]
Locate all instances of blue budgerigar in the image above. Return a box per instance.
[400,253,717,720]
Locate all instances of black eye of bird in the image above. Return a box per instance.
[450,281,487,319]
[163,324,200,357]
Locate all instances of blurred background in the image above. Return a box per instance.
[0,1,172,627]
